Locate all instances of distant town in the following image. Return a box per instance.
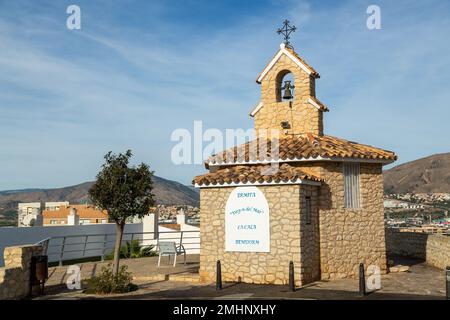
[0,175,200,227]
[1,191,447,235]
[384,192,450,232]
[12,201,200,228]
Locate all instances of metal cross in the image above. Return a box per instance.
[277,19,297,48]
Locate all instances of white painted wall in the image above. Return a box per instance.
[157,225,200,254]
[0,223,143,266]
[0,220,200,266]
[180,223,200,254]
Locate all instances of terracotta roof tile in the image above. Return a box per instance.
[160,223,181,231]
[206,134,397,166]
[193,163,321,187]
[43,205,108,219]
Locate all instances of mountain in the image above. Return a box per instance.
[151,176,199,206]
[0,176,199,222]
[384,153,450,194]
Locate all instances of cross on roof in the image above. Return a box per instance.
[277,19,297,48]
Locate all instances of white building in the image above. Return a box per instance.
[18,201,70,227]
[18,203,42,227]
[384,199,425,210]
[1,211,200,266]
[44,201,69,211]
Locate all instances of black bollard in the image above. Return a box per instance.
[216,260,222,290]
[359,263,366,296]
[289,261,295,292]
[446,266,450,300]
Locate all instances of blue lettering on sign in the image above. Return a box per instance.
[235,239,260,245]
[237,224,256,230]
[252,208,263,214]
[237,192,256,198]
[229,207,264,215]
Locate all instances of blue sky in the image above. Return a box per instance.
[0,0,450,190]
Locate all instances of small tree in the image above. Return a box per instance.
[89,150,155,276]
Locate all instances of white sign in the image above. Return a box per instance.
[225,186,270,252]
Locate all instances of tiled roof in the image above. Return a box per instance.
[160,223,181,231]
[193,163,321,187]
[206,134,397,166]
[43,205,108,219]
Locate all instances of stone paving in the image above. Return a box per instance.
[38,255,447,300]
[45,254,200,289]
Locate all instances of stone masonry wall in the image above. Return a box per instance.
[386,229,450,270]
[317,162,387,279]
[0,245,42,300]
[299,184,320,284]
[199,161,386,284]
[199,184,320,286]
[255,54,323,136]
[292,162,387,280]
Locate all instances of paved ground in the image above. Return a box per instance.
[38,255,447,300]
[45,254,200,288]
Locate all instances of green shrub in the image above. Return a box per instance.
[104,240,157,260]
[86,264,138,294]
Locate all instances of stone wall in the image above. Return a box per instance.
[199,162,386,284]
[199,184,320,286]
[293,162,387,280]
[255,53,323,136]
[386,229,450,270]
[299,184,320,284]
[0,244,42,300]
[318,162,386,279]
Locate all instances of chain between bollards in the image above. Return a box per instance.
[216,260,222,290]
[289,261,295,292]
[359,263,366,297]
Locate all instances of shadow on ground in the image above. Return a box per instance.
[72,281,444,301]
[37,255,446,300]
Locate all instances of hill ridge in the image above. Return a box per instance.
[384,152,450,194]
[0,176,199,221]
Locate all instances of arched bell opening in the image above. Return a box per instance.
[275,70,295,102]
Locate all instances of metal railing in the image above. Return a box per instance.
[35,230,200,266]
[34,237,51,255]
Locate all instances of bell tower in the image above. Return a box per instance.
[250,20,328,137]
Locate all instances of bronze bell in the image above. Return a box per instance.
[281,80,294,100]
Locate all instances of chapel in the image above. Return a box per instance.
[193,21,396,285]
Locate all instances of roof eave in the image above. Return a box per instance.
[194,178,321,188]
[256,43,320,84]
[207,156,396,167]
[249,102,264,117]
